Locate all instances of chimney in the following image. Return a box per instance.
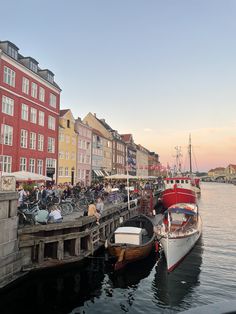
[94,113,96,117]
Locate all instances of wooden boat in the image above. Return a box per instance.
[107,214,156,270]
[154,203,202,272]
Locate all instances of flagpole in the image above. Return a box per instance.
[126,146,130,210]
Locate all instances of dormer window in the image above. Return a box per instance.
[47,73,54,83]
[7,45,18,60]
[30,61,38,73]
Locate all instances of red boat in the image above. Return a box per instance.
[161,176,197,209]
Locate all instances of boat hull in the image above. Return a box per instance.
[160,217,202,272]
[162,187,197,209]
[107,214,155,270]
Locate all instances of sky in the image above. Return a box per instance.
[1,0,236,172]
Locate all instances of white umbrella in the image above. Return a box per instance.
[10,171,52,181]
[105,174,136,180]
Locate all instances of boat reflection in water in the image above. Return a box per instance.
[106,251,157,289]
[152,237,203,310]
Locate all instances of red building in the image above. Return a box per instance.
[0,40,61,180]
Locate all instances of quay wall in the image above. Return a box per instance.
[0,178,23,288]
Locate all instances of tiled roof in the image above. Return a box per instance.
[60,109,70,117]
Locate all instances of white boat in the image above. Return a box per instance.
[154,203,202,272]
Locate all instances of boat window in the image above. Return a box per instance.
[181,180,184,183]
[176,180,180,183]
[166,180,169,184]
[185,180,189,183]
[171,180,174,184]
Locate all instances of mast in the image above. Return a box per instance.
[189,134,192,175]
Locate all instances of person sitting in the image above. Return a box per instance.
[48,206,63,223]
[88,201,101,225]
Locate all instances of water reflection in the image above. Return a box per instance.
[106,251,157,289]
[152,237,203,308]
[0,258,105,314]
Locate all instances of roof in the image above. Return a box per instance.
[60,109,70,117]
[121,134,132,142]
[92,128,104,137]
[97,117,114,132]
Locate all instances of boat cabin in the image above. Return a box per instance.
[164,177,195,189]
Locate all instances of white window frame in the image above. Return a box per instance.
[58,167,63,177]
[38,134,44,151]
[31,82,37,98]
[65,167,69,176]
[1,124,13,146]
[22,77,29,94]
[20,157,27,171]
[30,108,37,124]
[48,137,55,153]
[37,159,43,175]
[48,115,55,130]
[0,155,12,172]
[29,158,36,173]
[49,93,56,108]
[21,104,29,121]
[29,132,36,150]
[3,66,15,87]
[39,87,45,102]
[20,129,28,148]
[2,96,14,116]
[38,111,44,126]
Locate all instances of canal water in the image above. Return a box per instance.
[1,182,236,313]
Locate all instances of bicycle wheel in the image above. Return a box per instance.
[59,203,70,216]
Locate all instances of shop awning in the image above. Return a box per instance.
[93,170,104,177]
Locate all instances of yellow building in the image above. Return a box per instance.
[58,109,77,184]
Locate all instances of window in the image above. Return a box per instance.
[65,167,69,176]
[22,77,29,94]
[30,61,37,73]
[37,159,43,175]
[39,87,45,102]
[38,134,44,151]
[20,157,27,171]
[48,137,55,153]
[38,111,44,126]
[29,132,36,149]
[21,104,29,121]
[65,152,70,160]
[29,158,35,173]
[2,96,14,116]
[59,151,64,159]
[1,124,13,145]
[47,73,54,83]
[30,108,37,124]
[49,93,56,108]
[67,120,70,128]
[58,167,63,177]
[31,82,37,98]
[59,131,64,141]
[48,116,55,130]
[8,46,18,59]
[46,158,55,168]
[20,129,28,148]
[0,155,12,172]
[86,142,90,150]
[3,66,15,87]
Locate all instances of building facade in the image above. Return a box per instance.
[148,152,160,177]
[121,134,137,176]
[58,109,77,184]
[0,40,60,180]
[136,144,149,177]
[91,129,104,180]
[74,117,92,186]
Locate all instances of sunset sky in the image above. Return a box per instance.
[1,0,236,172]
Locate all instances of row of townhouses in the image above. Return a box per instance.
[0,40,161,185]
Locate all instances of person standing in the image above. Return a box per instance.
[96,197,104,214]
